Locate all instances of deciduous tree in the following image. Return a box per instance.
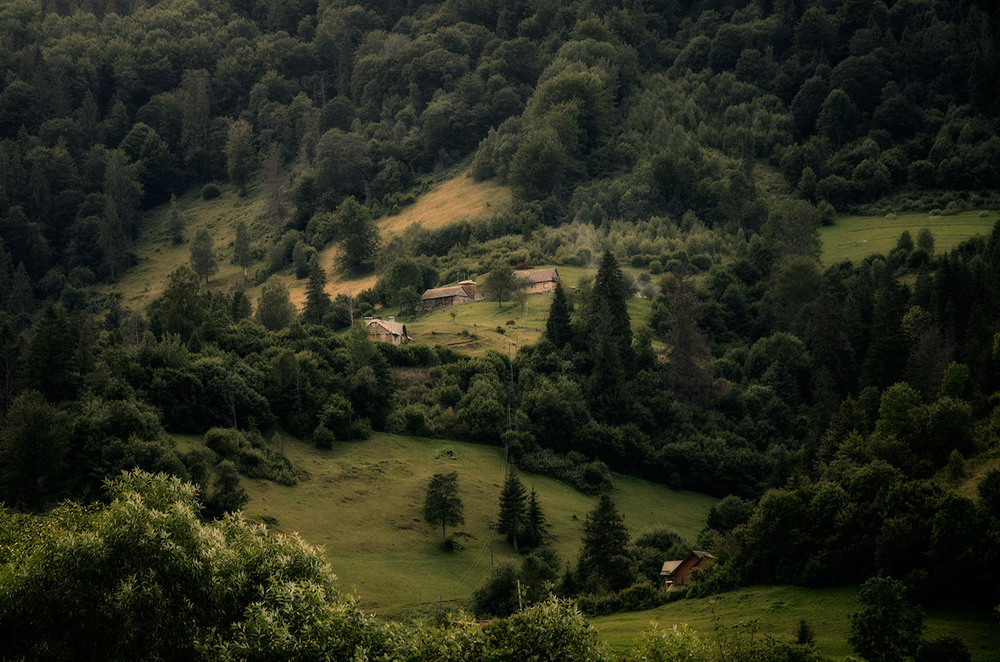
[189,228,218,283]
[423,471,464,547]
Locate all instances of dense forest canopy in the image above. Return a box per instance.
[2,0,1000,657]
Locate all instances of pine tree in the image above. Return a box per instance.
[497,469,527,552]
[588,251,632,364]
[521,488,548,549]
[167,195,185,244]
[304,261,330,325]
[231,288,252,321]
[232,220,251,275]
[7,263,34,316]
[224,119,254,195]
[189,228,218,283]
[545,280,571,347]
[263,142,288,233]
[577,494,633,593]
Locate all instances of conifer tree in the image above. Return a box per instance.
[497,469,527,552]
[263,142,289,233]
[189,228,218,283]
[577,494,633,592]
[588,251,632,364]
[232,220,251,275]
[231,288,252,321]
[224,119,254,195]
[545,280,571,347]
[167,195,185,244]
[521,488,548,549]
[304,261,330,325]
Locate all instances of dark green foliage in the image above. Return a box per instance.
[497,469,527,551]
[200,184,220,200]
[0,390,70,509]
[335,197,379,276]
[255,277,295,331]
[482,263,522,308]
[423,471,464,546]
[189,228,218,283]
[544,281,571,347]
[915,636,971,662]
[577,494,633,593]
[849,577,924,662]
[303,260,330,325]
[472,563,520,618]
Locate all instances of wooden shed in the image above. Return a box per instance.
[513,268,560,294]
[365,317,410,345]
[420,281,479,310]
[660,550,715,588]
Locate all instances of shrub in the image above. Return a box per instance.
[201,183,221,200]
[313,424,336,450]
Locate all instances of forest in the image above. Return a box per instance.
[1,0,1000,659]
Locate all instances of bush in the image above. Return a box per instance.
[201,183,221,200]
[312,424,336,450]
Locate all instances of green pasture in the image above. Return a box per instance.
[591,585,1000,661]
[393,264,654,356]
[819,210,995,265]
[236,432,715,615]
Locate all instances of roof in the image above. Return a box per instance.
[367,318,408,337]
[659,551,716,575]
[514,268,559,284]
[421,285,471,300]
[660,561,683,575]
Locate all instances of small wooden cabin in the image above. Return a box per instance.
[660,550,715,588]
[420,281,479,310]
[514,268,560,294]
[365,317,410,345]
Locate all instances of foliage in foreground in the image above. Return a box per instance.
[0,470,853,661]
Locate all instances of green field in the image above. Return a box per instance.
[591,585,1000,661]
[820,210,995,265]
[394,264,654,356]
[237,432,715,615]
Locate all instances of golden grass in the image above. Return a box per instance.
[378,172,513,236]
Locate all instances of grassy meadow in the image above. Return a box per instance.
[591,585,1000,661]
[108,169,514,311]
[395,264,653,356]
[231,432,715,615]
[819,210,995,265]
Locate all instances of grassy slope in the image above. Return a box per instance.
[237,432,715,615]
[819,210,995,265]
[108,170,513,311]
[391,264,653,356]
[591,585,1000,661]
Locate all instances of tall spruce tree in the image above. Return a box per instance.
[232,220,251,276]
[545,280,571,347]
[577,494,633,593]
[167,195,185,244]
[497,469,527,552]
[304,261,330,325]
[588,251,632,364]
[521,488,548,549]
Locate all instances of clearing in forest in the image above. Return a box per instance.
[819,210,995,264]
[235,432,715,616]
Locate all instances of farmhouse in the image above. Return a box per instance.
[365,317,410,345]
[514,267,560,294]
[420,280,479,310]
[660,550,715,588]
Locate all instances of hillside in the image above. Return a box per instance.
[230,432,715,613]
[591,586,1000,661]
